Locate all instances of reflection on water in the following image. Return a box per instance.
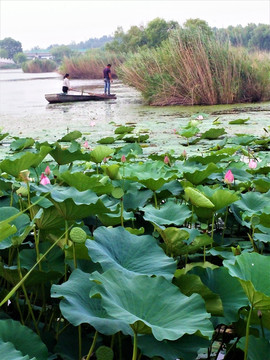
[0,69,269,156]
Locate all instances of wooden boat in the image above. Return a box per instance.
[45,93,116,104]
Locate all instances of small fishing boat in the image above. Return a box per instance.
[45,93,116,104]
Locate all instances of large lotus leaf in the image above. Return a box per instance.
[138,334,210,360]
[97,136,115,144]
[228,135,255,145]
[114,142,143,159]
[123,162,177,191]
[0,146,51,177]
[224,252,270,309]
[184,187,215,208]
[183,163,220,185]
[114,125,135,134]
[189,267,249,322]
[174,273,223,316]
[90,145,114,164]
[0,319,48,360]
[180,126,200,138]
[86,226,176,280]
[97,205,135,226]
[188,153,230,165]
[253,178,270,193]
[31,205,65,229]
[50,143,91,165]
[237,335,270,360]
[58,130,82,142]
[0,341,36,360]
[234,192,270,216]
[201,128,226,139]
[90,270,213,340]
[140,200,192,226]
[35,185,108,220]
[0,207,30,249]
[10,137,35,151]
[59,171,113,195]
[0,132,8,142]
[197,186,240,211]
[51,269,131,335]
[123,188,153,210]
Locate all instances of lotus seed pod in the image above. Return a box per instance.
[70,227,87,244]
[96,346,114,360]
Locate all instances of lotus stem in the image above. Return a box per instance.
[222,206,228,240]
[120,197,124,227]
[132,331,138,360]
[244,306,253,360]
[118,332,122,360]
[85,330,98,360]
[73,242,77,269]
[78,325,82,360]
[153,192,158,209]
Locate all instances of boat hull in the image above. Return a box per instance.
[45,93,116,104]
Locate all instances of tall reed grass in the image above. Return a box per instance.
[118,30,270,105]
[59,49,125,79]
[22,59,57,73]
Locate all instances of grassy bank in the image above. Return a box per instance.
[22,58,57,73]
[59,49,125,79]
[118,30,270,105]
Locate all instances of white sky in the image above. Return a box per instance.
[1,0,270,51]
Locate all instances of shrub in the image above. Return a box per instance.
[22,58,57,73]
[118,29,270,105]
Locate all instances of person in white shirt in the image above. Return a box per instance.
[62,73,73,94]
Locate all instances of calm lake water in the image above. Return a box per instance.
[1,69,269,156]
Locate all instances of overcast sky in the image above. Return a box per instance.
[1,0,269,51]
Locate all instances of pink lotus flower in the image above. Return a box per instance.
[83,141,90,149]
[249,159,257,169]
[90,121,96,127]
[173,129,177,134]
[196,115,204,120]
[182,149,187,159]
[121,155,126,163]
[40,173,50,185]
[44,165,51,175]
[164,155,170,165]
[224,170,234,184]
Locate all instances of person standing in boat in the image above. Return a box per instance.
[62,73,73,94]
[103,64,113,95]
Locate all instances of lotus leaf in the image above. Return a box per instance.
[229,118,250,125]
[197,186,240,211]
[102,164,121,180]
[234,191,270,216]
[114,125,135,134]
[0,319,48,360]
[97,136,115,144]
[90,145,114,164]
[237,335,270,360]
[224,252,270,309]
[86,226,176,280]
[201,128,226,139]
[183,163,221,185]
[0,207,30,249]
[50,143,91,165]
[184,187,215,208]
[228,135,255,146]
[10,137,35,151]
[58,130,82,142]
[138,334,210,360]
[0,146,51,177]
[253,178,270,193]
[90,270,213,340]
[51,269,131,335]
[141,200,192,226]
[123,188,153,210]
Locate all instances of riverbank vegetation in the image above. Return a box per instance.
[0,118,269,359]
[22,58,57,73]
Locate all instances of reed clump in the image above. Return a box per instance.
[118,30,270,105]
[59,49,125,79]
[22,59,57,73]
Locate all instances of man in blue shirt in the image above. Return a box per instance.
[103,64,112,95]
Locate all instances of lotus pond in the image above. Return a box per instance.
[0,114,270,360]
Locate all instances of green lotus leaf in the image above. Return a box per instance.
[224,252,270,309]
[253,178,270,193]
[123,188,153,210]
[138,334,210,360]
[31,204,65,229]
[10,137,35,151]
[237,335,270,360]
[51,269,131,335]
[59,171,114,194]
[102,164,121,180]
[200,128,226,139]
[123,162,177,191]
[0,207,30,249]
[156,226,190,256]
[141,200,192,226]
[114,142,143,159]
[114,125,135,134]
[50,143,91,165]
[188,267,249,322]
[180,126,200,138]
[183,163,220,185]
[198,186,240,211]
[90,270,213,340]
[58,130,82,142]
[97,136,115,144]
[184,187,215,208]
[0,319,48,360]
[90,145,114,164]
[122,134,149,143]
[86,226,176,280]
[0,146,51,177]
[234,192,269,216]
[0,132,8,142]
[0,341,37,360]
[111,187,124,199]
[229,118,250,125]
[228,135,255,146]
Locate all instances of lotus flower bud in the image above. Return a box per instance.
[40,173,50,185]
[121,155,126,163]
[248,159,257,169]
[224,170,234,184]
[44,165,51,175]
[164,155,170,165]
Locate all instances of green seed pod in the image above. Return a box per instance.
[70,227,87,244]
[96,346,114,360]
